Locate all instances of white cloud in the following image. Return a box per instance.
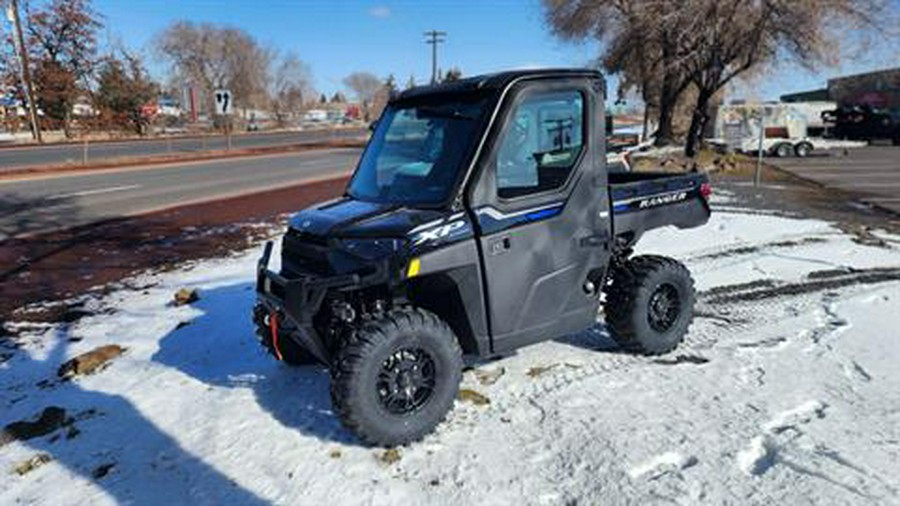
[368,5,391,18]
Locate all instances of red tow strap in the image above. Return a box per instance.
[270,311,284,361]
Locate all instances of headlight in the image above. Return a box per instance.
[339,238,406,261]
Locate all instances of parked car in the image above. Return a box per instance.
[823,105,900,145]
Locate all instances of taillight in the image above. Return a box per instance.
[699,182,712,200]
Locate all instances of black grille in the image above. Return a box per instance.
[281,230,333,276]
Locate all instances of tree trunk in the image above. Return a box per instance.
[641,105,650,142]
[654,35,678,147]
[654,99,675,146]
[654,74,681,146]
[63,107,72,139]
[685,89,713,157]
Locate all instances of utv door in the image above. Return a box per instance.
[469,78,611,353]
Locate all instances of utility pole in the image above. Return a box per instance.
[423,30,446,84]
[7,0,42,143]
[754,106,765,187]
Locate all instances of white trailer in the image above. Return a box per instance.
[714,103,838,157]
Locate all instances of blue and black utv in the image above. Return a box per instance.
[254,69,712,446]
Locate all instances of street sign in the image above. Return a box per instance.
[214,89,233,115]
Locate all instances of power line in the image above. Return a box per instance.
[423,30,446,85]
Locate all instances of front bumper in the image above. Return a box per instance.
[255,241,361,364]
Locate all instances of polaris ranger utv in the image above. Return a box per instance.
[254,69,711,446]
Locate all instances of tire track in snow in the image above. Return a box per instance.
[701,267,900,306]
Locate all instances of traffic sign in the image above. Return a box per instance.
[214,89,233,115]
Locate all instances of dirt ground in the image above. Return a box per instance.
[0,176,348,322]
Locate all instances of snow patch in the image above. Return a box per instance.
[738,436,777,476]
[762,400,828,434]
[628,451,698,479]
[4,196,900,504]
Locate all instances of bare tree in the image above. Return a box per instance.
[543,0,894,155]
[544,1,695,146]
[680,0,892,156]
[155,21,271,118]
[269,51,314,126]
[443,67,463,82]
[342,71,381,121]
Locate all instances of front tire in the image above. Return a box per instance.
[604,255,695,355]
[330,307,463,447]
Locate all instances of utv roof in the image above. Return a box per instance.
[394,68,604,102]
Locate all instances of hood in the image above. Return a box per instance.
[287,197,447,239]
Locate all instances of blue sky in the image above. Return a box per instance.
[94,0,898,103]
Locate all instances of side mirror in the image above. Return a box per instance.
[605,115,614,136]
[368,120,378,132]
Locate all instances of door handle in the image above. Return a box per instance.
[579,233,609,248]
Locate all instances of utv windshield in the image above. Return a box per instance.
[347,97,487,206]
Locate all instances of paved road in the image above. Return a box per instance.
[0,128,365,172]
[772,145,900,214]
[0,148,362,238]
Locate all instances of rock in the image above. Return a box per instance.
[378,448,401,465]
[173,288,199,306]
[0,407,69,448]
[474,366,505,386]
[457,388,491,406]
[92,462,115,479]
[13,453,53,476]
[58,345,125,379]
[328,449,342,459]
[526,364,558,378]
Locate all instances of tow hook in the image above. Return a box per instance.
[269,310,284,361]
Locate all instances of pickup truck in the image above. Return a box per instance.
[254,68,711,446]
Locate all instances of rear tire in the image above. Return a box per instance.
[604,255,695,355]
[794,141,813,158]
[773,142,793,158]
[252,303,317,366]
[330,307,463,447]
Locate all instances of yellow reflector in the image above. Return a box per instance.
[407,258,421,278]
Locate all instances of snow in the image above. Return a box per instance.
[627,451,698,479]
[3,199,900,504]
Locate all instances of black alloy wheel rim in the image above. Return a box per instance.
[377,348,437,415]
[647,283,681,332]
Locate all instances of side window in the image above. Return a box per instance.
[495,90,584,199]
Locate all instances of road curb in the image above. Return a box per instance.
[0,126,365,151]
